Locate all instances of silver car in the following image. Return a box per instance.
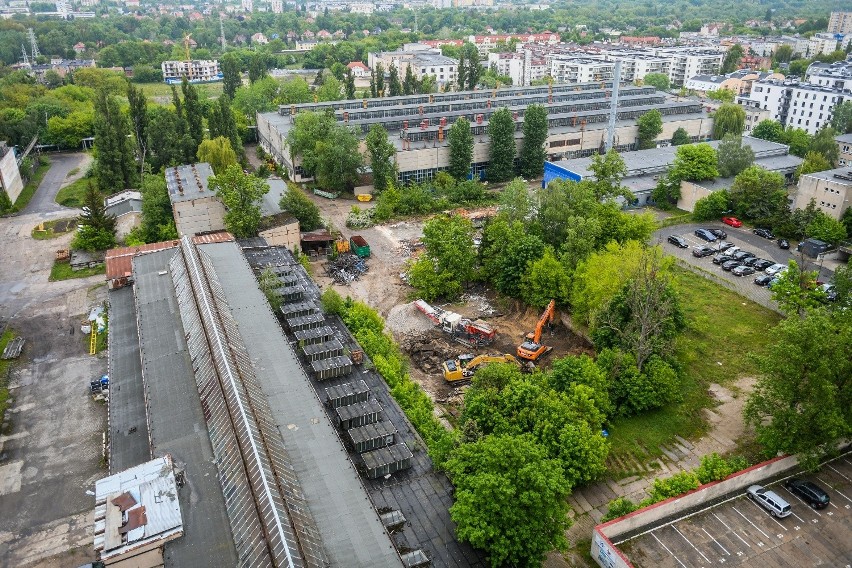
[746,485,791,518]
[764,263,787,277]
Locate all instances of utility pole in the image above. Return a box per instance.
[21,45,30,67]
[220,14,227,51]
[604,60,622,153]
[28,28,40,61]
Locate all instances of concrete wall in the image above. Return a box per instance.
[173,197,227,237]
[795,174,852,221]
[590,454,799,568]
[677,180,714,213]
[0,148,24,204]
[260,221,300,250]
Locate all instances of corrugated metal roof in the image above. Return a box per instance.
[104,241,179,280]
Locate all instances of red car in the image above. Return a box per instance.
[722,216,743,228]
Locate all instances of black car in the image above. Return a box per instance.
[784,478,830,509]
[722,260,741,271]
[732,250,755,261]
[742,256,761,267]
[694,228,718,242]
[754,228,775,239]
[732,265,756,277]
[692,245,715,258]
[754,274,773,286]
[710,228,728,239]
[778,238,790,249]
[714,240,734,252]
[713,254,734,265]
[668,235,688,248]
[752,258,774,271]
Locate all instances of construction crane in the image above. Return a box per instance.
[414,299,496,348]
[442,353,526,383]
[183,33,193,62]
[517,300,555,361]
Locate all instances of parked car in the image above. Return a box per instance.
[732,250,755,261]
[722,216,743,227]
[732,265,755,277]
[768,277,782,289]
[710,228,728,239]
[714,240,733,252]
[668,235,688,248]
[694,228,718,242]
[765,263,787,277]
[754,274,773,286]
[818,283,838,302]
[725,246,741,256]
[692,245,715,258]
[778,238,790,249]
[753,228,775,239]
[752,259,774,271]
[722,260,741,271]
[742,257,761,267]
[784,479,830,509]
[713,254,734,265]
[747,485,792,517]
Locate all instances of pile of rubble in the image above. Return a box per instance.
[400,333,461,375]
[395,238,423,258]
[460,293,496,317]
[324,253,368,284]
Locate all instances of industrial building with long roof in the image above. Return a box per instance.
[103,233,484,567]
[257,82,713,185]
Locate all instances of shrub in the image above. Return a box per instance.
[649,471,700,502]
[602,497,639,522]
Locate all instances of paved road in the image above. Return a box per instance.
[20,152,89,216]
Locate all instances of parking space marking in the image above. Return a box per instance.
[652,532,689,568]
[779,486,822,518]
[702,527,731,556]
[828,464,852,483]
[744,497,788,531]
[672,525,712,564]
[713,512,751,549]
[818,476,852,505]
[732,506,773,542]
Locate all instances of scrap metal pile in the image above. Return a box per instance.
[325,253,368,284]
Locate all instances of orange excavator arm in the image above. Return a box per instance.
[531,300,556,344]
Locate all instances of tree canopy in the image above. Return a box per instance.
[636,109,662,150]
[670,143,718,182]
[712,103,745,140]
[210,164,269,238]
[716,134,755,178]
[448,117,473,181]
[487,107,516,182]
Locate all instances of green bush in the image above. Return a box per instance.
[695,453,750,484]
[320,288,344,315]
[649,471,700,502]
[602,497,639,522]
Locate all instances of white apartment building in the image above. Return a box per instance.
[742,78,850,135]
[487,51,549,86]
[806,60,852,92]
[657,48,725,87]
[550,57,613,84]
[828,11,852,35]
[269,0,283,13]
[161,60,221,83]
[368,45,458,86]
[349,2,374,13]
[548,49,711,88]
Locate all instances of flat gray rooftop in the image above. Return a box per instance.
[803,166,852,184]
[132,249,238,567]
[165,162,216,204]
[106,286,150,473]
[202,241,401,568]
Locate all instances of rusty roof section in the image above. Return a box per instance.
[105,241,180,280]
[191,231,234,245]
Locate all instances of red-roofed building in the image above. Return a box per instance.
[346,61,371,77]
[620,36,661,47]
[105,241,180,289]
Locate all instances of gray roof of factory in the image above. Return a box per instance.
[165,162,216,204]
[200,240,401,567]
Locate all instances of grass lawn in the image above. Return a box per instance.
[56,177,96,208]
[31,218,77,240]
[0,329,16,428]
[12,157,51,212]
[137,81,224,100]
[49,260,105,282]
[606,265,781,465]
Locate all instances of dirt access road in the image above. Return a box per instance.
[0,152,107,567]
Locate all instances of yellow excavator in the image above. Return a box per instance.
[517,299,556,361]
[442,353,524,383]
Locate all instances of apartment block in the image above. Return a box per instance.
[160,59,221,83]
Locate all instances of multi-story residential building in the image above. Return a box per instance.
[659,48,725,87]
[269,0,283,13]
[742,78,849,135]
[258,83,712,186]
[487,50,549,86]
[550,57,613,84]
[161,60,221,83]
[685,70,784,95]
[828,11,852,35]
[367,45,458,86]
[806,60,852,92]
[795,167,852,220]
[837,133,852,167]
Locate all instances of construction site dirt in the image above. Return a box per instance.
[308,194,594,412]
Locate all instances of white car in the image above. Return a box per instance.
[764,263,787,277]
[746,485,791,518]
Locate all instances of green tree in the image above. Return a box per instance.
[277,77,312,105]
[487,107,516,182]
[139,174,177,243]
[744,310,852,469]
[387,63,401,97]
[830,100,852,134]
[181,78,204,158]
[782,127,812,157]
[772,45,793,66]
[209,164,269,237]
[671,127,690,146]
[497,177,531,223]
[445,434,571,568]
[374,62,385,96]
[589,149,630,200]
[807,212,847,244]
[457,49,467,91]
[73,182,116,251]
[637,109,663,149]
[45,110,94,149]
[721,44,744,74]
[279,184,322,231]
[463,43,483,90]
[208,95,242,159]
[519,104,548,179]
[521,248,571,308]
[751,119,785,143]
[314,124,363,192]
[197,136,238,174]
[403,64,417,96]
[221,52,242,99]
[770,259,826,318]
[712,103,745,140]
[716,134,755,178]
[93,91,137,193]
[808,127,839,166]
[127,80,148,174]
[797,151,831,177]
[670,143,718,182]
[729,165,787,223]
[366,124,396,193]
[448,117,473,181]
[409,214,476,301]
[642,72,670,91]
[248,51,268,83]
[344,67,356,99]
[692,190,731,221]
[316,75,343,101]
[706,88,735,103]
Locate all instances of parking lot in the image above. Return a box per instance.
[654,222,836,311]
[619,455,852,567]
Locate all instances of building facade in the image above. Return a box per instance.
[795,167,852,220]
[828,12,852,35]
[367,45,458,87]
[161,59,221,83]
[837,133,852,167]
